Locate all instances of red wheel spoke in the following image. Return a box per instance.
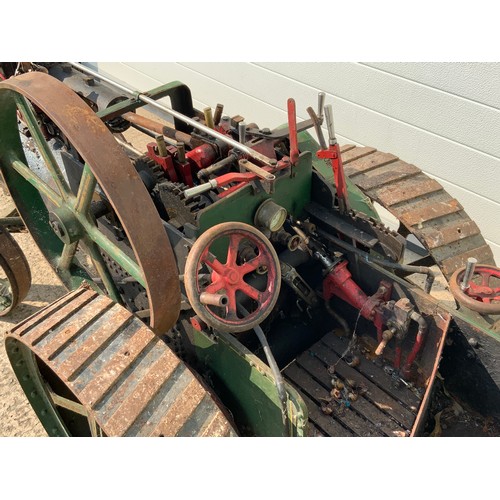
[238,281,262,301]
[225,288,238,320]
[226,234,244,266]
[483,297,491,303]
[202,256,226,275]
[205,279,224,294]
[480,273,489,286]
[239,254,266,276]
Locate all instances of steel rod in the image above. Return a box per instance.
[69,62,274,166]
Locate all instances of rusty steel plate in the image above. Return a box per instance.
[0,225,31,316]
[6,286,237,437]
[0,72,180,333]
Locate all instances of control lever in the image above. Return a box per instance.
[317,92,326,123]
[287,98,299,165]
[316,104,350,214]
[306,106,327,149]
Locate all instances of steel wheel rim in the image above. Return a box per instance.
[5,338,106,436]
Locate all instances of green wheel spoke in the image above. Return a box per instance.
[84,239,123,303]
[15,95,71,199]
[47,388,87,416]
[75,164,97,216]
[11,159,63,207]
[58,241,79,271]
[81,218,145,287]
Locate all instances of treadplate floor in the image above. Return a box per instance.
[284,332,423,437]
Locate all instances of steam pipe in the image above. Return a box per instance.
[402,311,428,378]
[238,304,288,427]
[324,299,350,336]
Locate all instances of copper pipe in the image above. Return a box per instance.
[122,112,195,147]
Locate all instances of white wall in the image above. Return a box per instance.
[91,62,500,264]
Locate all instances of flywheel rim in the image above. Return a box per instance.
[0,72,180,333]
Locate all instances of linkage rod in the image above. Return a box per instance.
[69,62,274,166]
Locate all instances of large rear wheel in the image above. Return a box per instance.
[0,72,180,333]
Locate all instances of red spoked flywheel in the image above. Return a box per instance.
[184,222,281,333]
[450,264,500,315]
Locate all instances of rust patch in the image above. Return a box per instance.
[440,244,495,278]
[341,146,377,165]
[414,219,481,250]
[344,151,399,177]
[371,175,442,207]
[79,325,154,407]
[104,349,180,436]
[57,305,132,380]
[398,198,463,227]
[151,378,206,437]
[352,161,420,191]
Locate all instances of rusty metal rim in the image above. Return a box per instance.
[0,225,31,316]
[0,72,180,332]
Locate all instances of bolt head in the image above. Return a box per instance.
[468,337,479,348]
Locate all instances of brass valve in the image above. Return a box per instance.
[375,328,396,356]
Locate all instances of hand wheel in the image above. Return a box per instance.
[184,221,281,333]
[450,264,500,315]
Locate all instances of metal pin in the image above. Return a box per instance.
[200,292,229,307]
[204,107,215,129]
[461,257,477,290]
[317,92,326,122]
[176,142,186,163]
[214,104,224,126]
[155,135,168,157]
[239,122,247,144]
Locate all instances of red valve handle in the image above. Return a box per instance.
[450,264,500,315]
[184,222,281,333]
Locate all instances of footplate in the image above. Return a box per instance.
[341,145,496,279]
[284,332,423,437]
[5,286,236,437]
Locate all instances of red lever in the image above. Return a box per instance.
[287,98,299,165]
[316,144,349,214]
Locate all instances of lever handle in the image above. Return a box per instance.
[324,104,336,145]
[317,92,326,122]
